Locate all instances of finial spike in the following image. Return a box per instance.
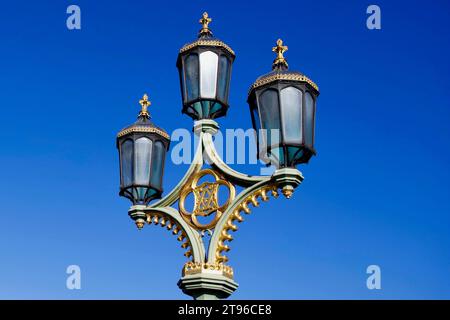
[272,38,289,70]
[198,12,213,37]
[138,93,151,118]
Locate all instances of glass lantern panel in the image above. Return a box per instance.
[150,141,165,189]
[251,105,261,136]
[305,92,315,147]
[259,89,281,148]
[192,101,203,118]
[135,187,147,201]
[178,68,186,102]
[185,54,199,101]
[199,51,218,99]
[185,105,197,119]
[217,55,230,102]
[210,101,223,116]
[201,100,211,118]
[280,87,303,144]
[134,137,152,185]
[251,106,260,129]
[145,188,157,200]
[268,146,282,168]
[121,139,133,187]
[287,146,304,166]
[251,109,264,157]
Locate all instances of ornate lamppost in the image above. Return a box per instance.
[116,12,319,300]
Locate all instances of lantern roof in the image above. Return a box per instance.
[178,12,235,58]
[248,39,319,95]
[117,94,170,140]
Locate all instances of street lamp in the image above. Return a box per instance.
[116,94,170,206]
[248,39,319,170]
[176,12,235,120]
[117,12,319,300]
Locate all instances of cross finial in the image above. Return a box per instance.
[138,93,151,118]
[272,38,289,69]
[198,12,213,37]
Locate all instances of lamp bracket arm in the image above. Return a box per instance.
[207,179,279,264]
[202,132,269,187]
[129,206,205,263]
[149,132,205,208]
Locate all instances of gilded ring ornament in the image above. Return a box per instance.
[183,262,234,280]
[179,40,235,56]
[116,126,170,139]
[179,169,235,230]
[249,73,319,94]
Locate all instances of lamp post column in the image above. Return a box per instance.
[178,120,239,300]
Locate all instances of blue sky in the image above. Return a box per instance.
[0,0,449,299]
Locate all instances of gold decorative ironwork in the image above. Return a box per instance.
[281,185,294,199]
[215,185,279,264]
[199,12,212,36]
[249,72,319,93]
[179,169,235,230]
[138,93,151,118]
[116,126,170,139]
[248,38,319,94]
[135,219,145,229]
[142,211,194,260]
[179,39,235,56]
[183,262,234,280]
[272,38,288,69]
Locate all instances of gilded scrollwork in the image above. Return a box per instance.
[214,185,279,264]
[144,211,195,260]
[249,72,319,93]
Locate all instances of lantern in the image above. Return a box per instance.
[177,12,235,120]
[117,94,170,204]
[247,39,319,168]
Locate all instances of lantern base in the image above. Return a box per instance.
[128,205,147,229]
[194,119,219,135]
[272,168,304,198]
